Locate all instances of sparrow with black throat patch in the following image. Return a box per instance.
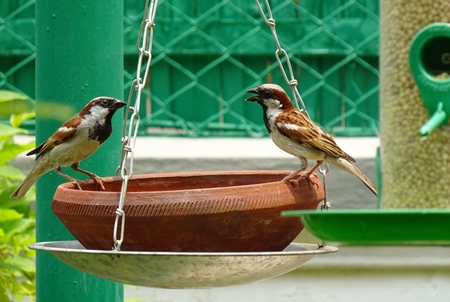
[10,97,126,199]
[245,83,377,195]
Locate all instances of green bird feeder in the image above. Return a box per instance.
[409,22,450,138]
[379,0,450,209]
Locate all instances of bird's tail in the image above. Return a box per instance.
[10,167,44,199]
[326,157,378,196]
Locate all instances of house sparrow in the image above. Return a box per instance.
[10,97,126,199]
[245,83,377,195]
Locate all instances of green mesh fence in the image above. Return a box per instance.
[1,0,379,137]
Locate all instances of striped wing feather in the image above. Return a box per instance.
[275,109,355,162]
[26,115,80,159]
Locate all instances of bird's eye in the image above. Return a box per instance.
[262,91,273,99]
[101,99,109,106]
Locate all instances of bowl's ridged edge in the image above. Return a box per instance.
[53,184,317,217]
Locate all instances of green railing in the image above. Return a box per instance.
[1,0,379,137]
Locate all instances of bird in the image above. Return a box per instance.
[245,83,377,195]
[10,97,127,199]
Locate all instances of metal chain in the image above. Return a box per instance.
[256,0,332,204]
[254,0,310,118]
[319,163,331,210]
[113,0,158,251]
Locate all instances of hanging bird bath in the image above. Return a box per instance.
[51,170,324,252]
[30,170,338,288]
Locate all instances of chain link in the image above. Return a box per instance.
[113,0,159,251]
[254,0,310,118]
[319,163,331,210]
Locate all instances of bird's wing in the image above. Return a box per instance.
[275,109,355,162]
[27,115,80,159]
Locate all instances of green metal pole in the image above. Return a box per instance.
[35,1,124,301]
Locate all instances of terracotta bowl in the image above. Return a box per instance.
[52,170,324,252]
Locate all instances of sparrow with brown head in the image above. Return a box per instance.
[245,83,377,195]
[10,97,126,199]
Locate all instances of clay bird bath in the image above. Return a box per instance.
[51,170,324,252]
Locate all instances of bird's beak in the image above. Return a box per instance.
[114,100,127,109]
[245,88,261,102]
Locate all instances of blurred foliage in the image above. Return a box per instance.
[0,90,35,120]
[0,91,36,301]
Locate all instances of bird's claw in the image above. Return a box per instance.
[72,180,83,190]
[72,176,104,191]
[291,172,320,190]
[91,176,105,191]
[282,174,295,182]
[286,178,300,189]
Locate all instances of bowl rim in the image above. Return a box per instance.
[55,170,319,197]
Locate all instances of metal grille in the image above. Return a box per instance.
[1,0,379,137]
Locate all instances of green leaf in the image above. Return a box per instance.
[0,140,35,167]
[3,218,34,239]
[0,217,34,235]
[10,112,36,128]
[0,209,23,222]
[0,188,36,210]
[0,173,36,209]
[0,165,26,180]
[6,254,35,275]
[0,214,34,246]
[0,124,28,139]
[0,90,29,103]
[18,280,36,298]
